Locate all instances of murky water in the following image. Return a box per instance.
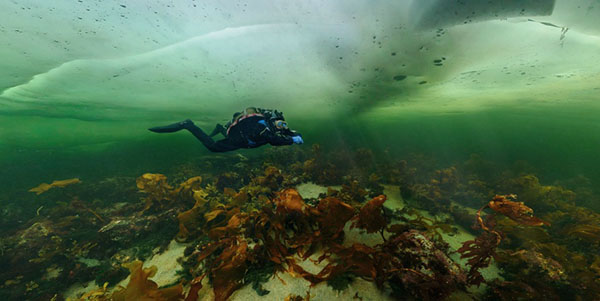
[1,1,600,300]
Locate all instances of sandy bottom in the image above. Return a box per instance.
[296,182,331,199]
[64,240,188,299]
[65,183,500,300]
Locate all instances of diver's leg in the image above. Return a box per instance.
[208,124,226,137]
[185,124,239,152]
[209,140,241,152]
[218,125,228,137]
[148,119,194,133]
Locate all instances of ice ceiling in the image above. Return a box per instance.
[1,0,600,122]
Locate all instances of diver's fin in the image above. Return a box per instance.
[148,119,193,133]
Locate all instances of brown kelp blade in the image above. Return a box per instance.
[28,178,80,195]
[488,195,550,227]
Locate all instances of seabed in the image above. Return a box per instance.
[2,146,598,301]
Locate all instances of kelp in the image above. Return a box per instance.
[385,230,467,300]
[304,230,467,300]
[430,167,459,196]
[486,194,550,227]
[72,261,183,301]
[179,215,250,300]
[496,174,576,212]
[223,187,249,207]
[254,165,284,192]
[459,194,550,286]
[29,178,81,195]
[214,172,243,192]
[479,180,600,297]
[490,249,568,300]
[458,231,500,286]
[390,207,457,243]
[408,167,458,207]
[494,218,552,248]
[275,188,307,214]
[176,205,200,242]
[71,197,105,223]
[93,262,129,288]
[309,243,379,285]
[301,144,342,185]
[541,201,600,253]
[11,145,600,300]
[475,194,549,244]
[136,174,173,211]
[381,159,417,191]
[452,179,491,208]
[6,172,190,299]
[173,176,205,204]
[197,237,250,301]
[502,250,566,283]
[181,189,469,300]
[366,173,385,198]
[136,174,209,214]
[268,189,322,258]
[215,166,292,211]
[175,189,209,242]
[314,196,355,241]
[243,261,274,296]
[74,282,109,301]
[111,261,183,301]
[525,241,600,299]
[564,223,600,242]
[326,272,355,292]
[351,195,387,234]
[337,179,369,204]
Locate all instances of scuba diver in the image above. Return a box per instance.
[148,107,303,152]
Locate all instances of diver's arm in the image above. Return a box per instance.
[267,130,302,146]
[267,133,294,146]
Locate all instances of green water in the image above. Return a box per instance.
[3,104,599,200]
[2,0,600,300]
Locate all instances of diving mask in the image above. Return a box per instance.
[274,120,288,129]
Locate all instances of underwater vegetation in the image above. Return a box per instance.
[28,178,81,195]
[458,194,549,286]
[1,145,600,300]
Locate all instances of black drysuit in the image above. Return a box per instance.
[187,115,298,152]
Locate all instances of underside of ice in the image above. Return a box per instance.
[1,0,599,122]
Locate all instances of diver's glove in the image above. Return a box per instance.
[292,135,304,144]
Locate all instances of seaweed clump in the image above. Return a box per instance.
[29,178,81,195]
[0,173,198,300]
[111,261,183,301]
[176,187,470,301]
[7,145,600,300]
[458,194,549,286]
[75,260,183,301]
